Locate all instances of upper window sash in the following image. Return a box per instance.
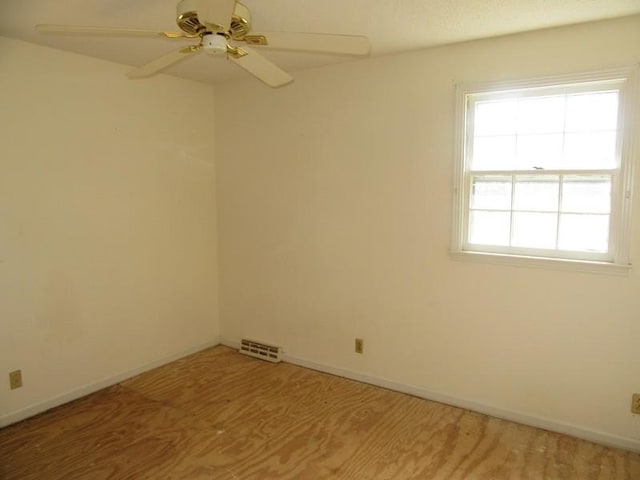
[465,84,623,173]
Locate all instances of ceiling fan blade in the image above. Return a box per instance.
[243,32,371,56]
[192,0,236,32]
[228,46,293,88]
[127,45,202,78]
[35,24,192,39]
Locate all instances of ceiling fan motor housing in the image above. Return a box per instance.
[203,33,228,55]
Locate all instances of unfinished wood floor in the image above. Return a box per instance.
[1,346,638,479]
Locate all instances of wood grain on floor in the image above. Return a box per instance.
[1,346,638,479]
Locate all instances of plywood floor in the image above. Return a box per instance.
[1,346,638,479]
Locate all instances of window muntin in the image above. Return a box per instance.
[453,70,636,267]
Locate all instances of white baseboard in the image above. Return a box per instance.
[221,338,640,453]
[0,337,221,428]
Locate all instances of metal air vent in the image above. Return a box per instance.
[239,339,282,363]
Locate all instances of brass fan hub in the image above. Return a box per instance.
[176,2,252,38]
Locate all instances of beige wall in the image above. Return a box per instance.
[215,16,640,447]
[0,37,219,423]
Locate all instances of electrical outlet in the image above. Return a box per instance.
[632,393,640,414]
[355,338,364,354]
[9,370,22,390]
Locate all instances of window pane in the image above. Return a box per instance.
[563,131,617,169]
[469,210,510,246]
[561,175,611,214]
[512,212,558,249]
[565,92,619,132]
[558,214,609,252]
[471,136,516,170]
[517,96,565,134]
[470,176,512,210]
[474,100,517,135]
[516,134,564,168]
[513,175,559,212]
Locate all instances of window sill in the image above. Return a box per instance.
[449,250,631,276]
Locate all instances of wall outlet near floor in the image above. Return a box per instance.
[632,393,640,414]
[355,338,364,354]
[9,370,23,390]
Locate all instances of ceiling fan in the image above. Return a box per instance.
[35,0,371,87]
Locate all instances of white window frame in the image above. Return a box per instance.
[451,67,638,274]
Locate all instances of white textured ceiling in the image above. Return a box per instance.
[1,0,640,85]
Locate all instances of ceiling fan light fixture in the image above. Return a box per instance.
[35,0,371,87]
[202,33,228,56]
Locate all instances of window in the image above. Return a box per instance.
[451,68,637,271]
